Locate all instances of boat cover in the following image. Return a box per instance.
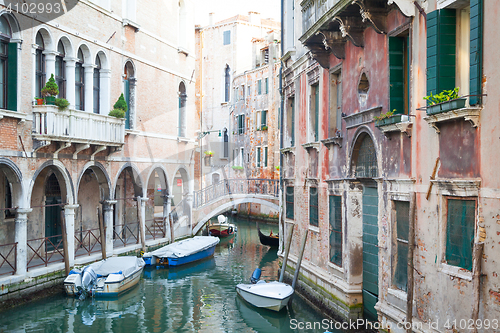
[87,256,144,278]
[143,236,220,259]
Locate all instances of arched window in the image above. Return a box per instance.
[178,82,186,137]
[55,41,66,98]
[93,55,101,114]
[75,48,85,110]
[224,65,230,102]
[352,134,378,178]
[123,61,135,129]
[35,32,45,98]
[0,15,16,111]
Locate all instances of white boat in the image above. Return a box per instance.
[142,236,220,266]
[236,281,294,312]
[209,215,237,237]
[64,256,145,297]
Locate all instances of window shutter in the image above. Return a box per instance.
[469,0,483,105]
[7,43,17,112]
[261,110,267,127]
[291,99,295,146]
[389,37,404,115]
[427,9,456,99]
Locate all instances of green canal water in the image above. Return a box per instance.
[0,217,342,333]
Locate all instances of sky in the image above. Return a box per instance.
[193,0,281,27]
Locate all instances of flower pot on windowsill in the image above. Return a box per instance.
[375,114,404,127]
[35,98,44,105]
[426,97,467,115]
[45,96,56,105]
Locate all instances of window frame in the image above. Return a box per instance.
[329,195,342,267]
[256,146,261,167]
[223,30,231,45]
[285,185,294,220]
[309,186,319,227]
[75,49,85,111]
[392,200,410,292]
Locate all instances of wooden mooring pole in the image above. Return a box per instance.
[97,207,106,260]
[471,242,484,333]
[279,224,295,283]
[291,229,309,290]
[60,210,70,276]
[406,192,416,333]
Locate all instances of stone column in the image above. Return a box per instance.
[64,57,77,108]
[162,194,171,239]
[185,194,193,236]
[99,69,111,114]
[103,200,116,257]
[83,64,95,113]
[166,195,175,243]
[43,50,57,79]
[64,204,79,267]
[15,208,32,276]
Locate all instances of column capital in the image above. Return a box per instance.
[63,57,78,64]
[16,208,32,215]
[64,204,79,212]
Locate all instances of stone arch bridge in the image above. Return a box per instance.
[191,179,280,235]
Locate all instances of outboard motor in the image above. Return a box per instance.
[81,266,97,292]
[250,268,261,284]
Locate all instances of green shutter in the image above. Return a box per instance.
[124,80,130,130]
[469,0,483,105]
[427,9,456,99]
[446,199,475,271]
[314,85,319,141]
[257,147,261,167]
[286,186,294,219]
[7,42,17,112]
[329,195,342,267]
[261,110,267,127]
[265,78,269,94]
[264,147,268,167]
[389,37,405,115]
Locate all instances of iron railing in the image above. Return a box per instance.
[113,222,140,248]
[75,227,102,257]
[0,242,17,276]
[27,234,65,270]
[144,218,166,240]
[193,178,279,208]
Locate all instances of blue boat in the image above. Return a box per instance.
[142,236,220,267]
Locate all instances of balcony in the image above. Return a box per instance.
[32,105,125,148]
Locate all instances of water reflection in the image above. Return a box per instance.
[0,217,342,333]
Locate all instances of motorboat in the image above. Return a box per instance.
[64,256,145,297]
[209,215,237,237]
[235,268,294,312]
[142,236,219,267]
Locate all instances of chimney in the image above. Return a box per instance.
[209,12,216,26]
[248,12,261,25]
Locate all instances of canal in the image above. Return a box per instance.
[0,216,343,333]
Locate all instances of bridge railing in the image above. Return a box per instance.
[193,178,279,209]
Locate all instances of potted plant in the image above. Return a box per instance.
[275,166,280,171]
[54,98,70,111]
[34,97,44,105]
[41,74,59,105]
[374,109,399,126]
[204,150,214,157]
[261,125,268,131]
[232,165,244,171]
[424,87,466,115]
[109,93,128,118]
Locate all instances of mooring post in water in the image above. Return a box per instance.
[291,229,308,290]
[279,224,295,283]
[97,207,106,260]
[406,192,416,333]
[471,242,484,333]
[60,210,70,276]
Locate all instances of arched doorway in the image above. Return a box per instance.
[29,163,73,269]
[76,164,110,257]
[146,167,169,239]
[351,132,379,321]
[113,165,143,248]
[0,159,23,275]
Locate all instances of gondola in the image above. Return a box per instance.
[258,227,279,247]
